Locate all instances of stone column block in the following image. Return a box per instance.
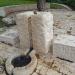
[31,12,53,55]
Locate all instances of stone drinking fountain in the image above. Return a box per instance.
[5,11,53,75]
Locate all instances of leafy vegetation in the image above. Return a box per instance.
[0,0,74,10]
[64,0,75,9]
[50,0,75,10]
[0,0,36,7]
[50,3,64,9]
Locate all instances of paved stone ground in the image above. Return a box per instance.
[0,43,75,75]
[0,72,6,75]
[19,10,75,75]
[32,56,75,75]
[50,10,75,38]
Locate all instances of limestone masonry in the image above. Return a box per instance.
[0,29,19,47]
[53,34,75,62]
[16,11,53,55]
[31,12,53,55]
[16,11,34,50]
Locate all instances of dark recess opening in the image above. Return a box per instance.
[11,55,31,67]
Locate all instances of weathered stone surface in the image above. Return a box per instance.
[0,65,4,74]
[39,65,48,75]
[53,58,75,75]
[32,72,38,75]
[0,72,6,75]
[2,17,15,25]
[0,42,20,59]
[6,50,37,75]
[53,34,75,62]
[0,29,20,47]
[35,56,75,75]
[16,11,53,54]
[36,61,43,74]
[31,12,53,55]
[16,11,34,50]
[46,69,61,75]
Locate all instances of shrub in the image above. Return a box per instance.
[50,0,75,10]
[65,0,75,9]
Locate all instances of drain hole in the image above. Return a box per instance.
[11,55,31,67]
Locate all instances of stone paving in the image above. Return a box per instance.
[52,10,75,38]
[0,43,75,75]
[32,56,75,75]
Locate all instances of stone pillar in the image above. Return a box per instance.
[31,12,53,55]
[16,11,34,50]
[16,11,53,55]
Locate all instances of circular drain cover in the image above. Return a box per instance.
[11,55,31,67]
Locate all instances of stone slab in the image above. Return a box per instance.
[53,34,75,62]
[0,29,19,47]
[0,42,21,59]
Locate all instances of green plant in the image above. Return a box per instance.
[50,0,75,10]
[0,0,36,7]
[50,3,63,9]
[65,0,75,9]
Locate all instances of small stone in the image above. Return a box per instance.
[36,63,43,71]
[37,59,43,68]
[2,17,15,25]
[39,66,48,75]
[52,60,61,71]
[46,69,61,75]
[32,72,38,75]
[36,63,43,73]
[0,65,4,74]
[36,69,39,74]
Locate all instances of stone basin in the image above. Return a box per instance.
[5,51,37,75]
